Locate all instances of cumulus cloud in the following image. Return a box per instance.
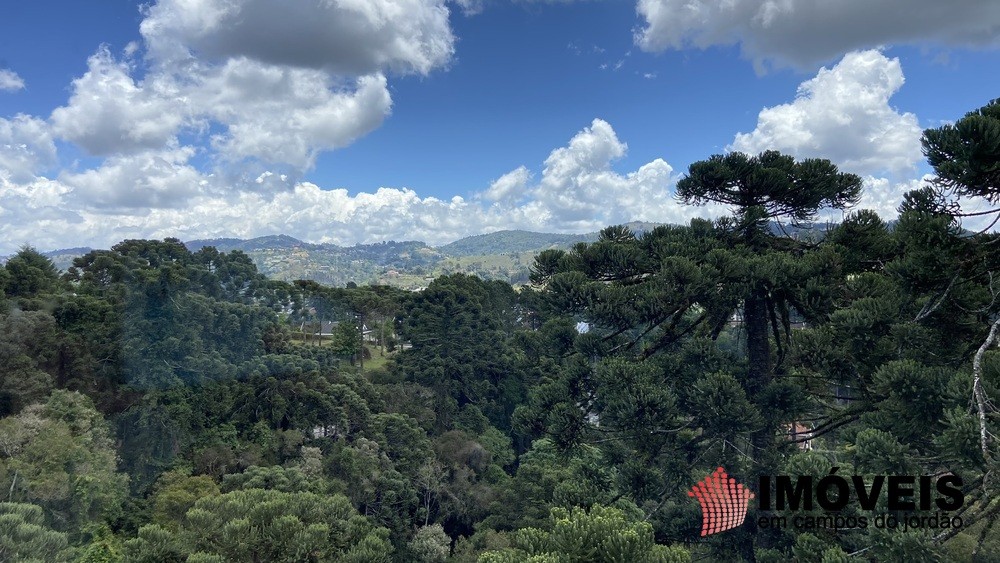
[140,0,455,76]
[483,166,532,203]
[0,118,704,254]
[46,0,436,169]
[0,176,481,254]
[852,175,931,219]
[729,50,922,177]
[485,119,703,231]
[0,175,83,252]
[819,173,998,233]
[197,62,392,168]
[0,69,25,92]
[50,48,188,156]
[48,48,393,169]
[635,0,1000,69]
[59,146,206,211]
[0,115,57,183]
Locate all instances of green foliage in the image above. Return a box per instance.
[395,273,528,431]
[867,528,944,563]
[0,502,75,563]
[124,488,392,562]
[483,439,613,532]
[10,117,1000,563]
[677,150,862,224]
[409,524,451,562]
[4,246,62,298]
[0,309,58,416]
[922,98,1000,203]
[150,471,220,529]
[0,391,128,537]
[688,371,762,438]
[479,504,690,563]
[77,525,124,563]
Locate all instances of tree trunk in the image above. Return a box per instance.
[358,315,365,372]
[744,288,772,395]
[740,286,772,563]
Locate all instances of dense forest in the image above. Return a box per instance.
[1,100,999,562]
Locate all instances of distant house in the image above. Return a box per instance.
[298,320,376,342]
[727,311,743,328]
[361,323,376,343]
[786,422,814,451]
[299,320,339,337]
[727,309,807,330]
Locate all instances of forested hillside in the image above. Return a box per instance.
[30,230,602,290]
[1,100,1000,562]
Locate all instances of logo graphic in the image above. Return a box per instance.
[688,467,755,536]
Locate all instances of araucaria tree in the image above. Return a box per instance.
[523,151,862,559]
[677,150,862,402]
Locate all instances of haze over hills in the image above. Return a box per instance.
[19,220,834,289]
[186,227,659,287]
[21,227,616,289]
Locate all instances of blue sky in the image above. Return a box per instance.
[1,0,999,253]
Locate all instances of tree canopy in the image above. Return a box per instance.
[3,103,1000,561]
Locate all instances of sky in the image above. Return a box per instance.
[1,0,999,254]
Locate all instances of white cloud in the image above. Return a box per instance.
[729,50,922,177]
[48,47,392,169]
[635,0,1000,69]
[487,118,702,231]
[0,115,57,182]
[45,0,454,166]
[483,166,532,202]
[0,175,83,252]
[50,48,188,156]
[197,61,392,168]
[140,0,455,76]
[0,69,25,92]
[451,0,485,15]
[59,146,206,211]
[850,175,930,220]
[0,119,706,254]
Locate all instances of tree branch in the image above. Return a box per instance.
[972,316,1000,463]
[914,273,959,322]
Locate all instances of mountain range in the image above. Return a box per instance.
[20,224,642,289]
[20,220,828,289]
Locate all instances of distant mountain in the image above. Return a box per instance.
[43,247,94,270]
[186,234,317,252]
[615,221,663,235]
[20,219,847,289]
[196,239,444,288]
[435,222,671,257]
[437,230,596,257]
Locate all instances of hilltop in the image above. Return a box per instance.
[24,228,615,289]
[17,221,852,289]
